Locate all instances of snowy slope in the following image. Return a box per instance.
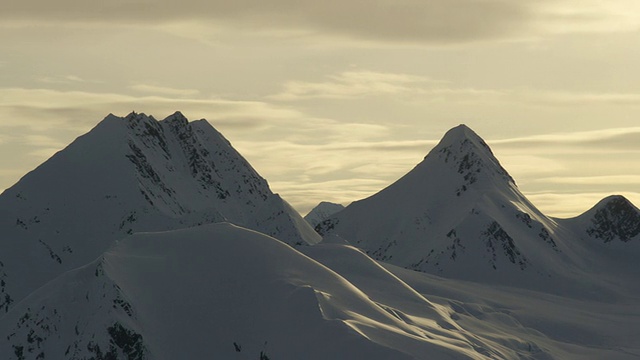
[3,223,639,360]
[555,195,640,294]
[0,112,319,313]
[299,243,640,360]
[384,262,640,360]
[304,201,345,228]
[0,223,522,360]
[316,125,639,294]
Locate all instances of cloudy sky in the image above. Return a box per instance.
[2,0,640,217]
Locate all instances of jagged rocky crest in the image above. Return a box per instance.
[0,112,319,315]
[429,125,516,195]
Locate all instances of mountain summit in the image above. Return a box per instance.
[0,112,319,312]
[428,124,515,191]
[316,124,573,290]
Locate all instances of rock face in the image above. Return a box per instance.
[0,112,319,313]
[304,201,345,228]
[581,195,640,243]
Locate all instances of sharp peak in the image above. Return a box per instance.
[108,111,191,124]
[124,111,155,121]
[428,124,496,160]
[446,124,479,136]
[161,111,189,124]
[419,123,516,186]
[439,124,487,146]
[100,111,197,129]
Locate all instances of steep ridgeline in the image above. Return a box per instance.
[0,112,319,313]
[316,125,583,290]
[304,201,345,228]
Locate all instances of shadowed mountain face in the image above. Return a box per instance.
[0,112,319,313]
[304,201,345,228]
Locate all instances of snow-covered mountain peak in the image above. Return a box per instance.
[434,124,484,147]
[580,195,640,242]
[0,111,320,314]
[315,125,571,288]
[422,124,515,189]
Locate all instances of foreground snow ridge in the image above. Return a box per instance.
[0,115,639,359]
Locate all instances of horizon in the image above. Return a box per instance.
[2,0,639,218]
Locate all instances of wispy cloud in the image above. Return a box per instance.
[271,69,640,108]
[536,0,640,34]
[525,191,640,219]
[0,88,301,131]
[28,147,64,160]
[519,91,640,106]
[270,178,388,215]
[491,127,640,153]
[268,70,511,102]
[534,175,640,186]
[23,134,66,149]
[270,70,442,100]
[37,75,87,84]
[129,84,201,97]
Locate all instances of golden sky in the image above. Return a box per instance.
[1,0,639,217]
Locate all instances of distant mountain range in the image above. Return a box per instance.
[1,113,638,359]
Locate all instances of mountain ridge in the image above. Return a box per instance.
[316,124,639,294]
[0,112,319,314]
